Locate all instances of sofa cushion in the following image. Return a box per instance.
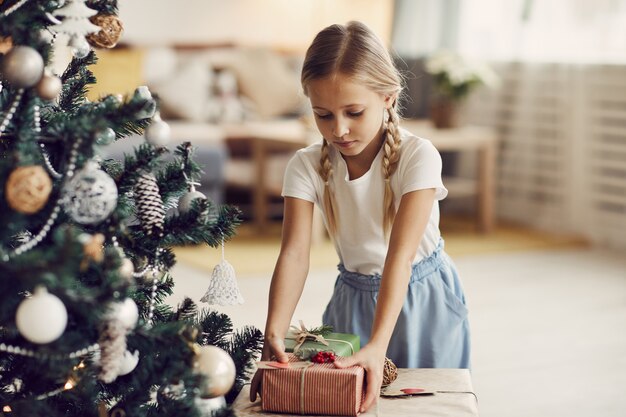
[227,48,304,120]
[151,59,214,121]
[143,47,179,85]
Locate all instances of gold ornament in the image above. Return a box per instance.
[0,36,12,54]
[81,233,105,270]
[86,14,123,49]
[5,165,52,214]
[36,74,63,101]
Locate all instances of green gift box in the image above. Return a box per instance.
[284,328,360,358]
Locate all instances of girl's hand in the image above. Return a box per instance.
[249,336,288,402]
[333,344,386,413]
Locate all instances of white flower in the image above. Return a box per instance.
[425,50,500,99]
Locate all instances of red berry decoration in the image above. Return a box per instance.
[312,351,336,364]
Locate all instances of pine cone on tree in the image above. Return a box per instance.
[98,319,127,383]
[134,171,165,237]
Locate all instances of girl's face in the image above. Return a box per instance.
[307,73,394,161]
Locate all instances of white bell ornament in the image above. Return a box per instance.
[200,239,244,306]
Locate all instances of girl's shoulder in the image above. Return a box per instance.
[286,141,323,173]
[295,141,323,158]
[398,127,439,158]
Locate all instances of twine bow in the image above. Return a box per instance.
[287,321,329,352]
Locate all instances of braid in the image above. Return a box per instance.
[382,105,402,237]
[318,139,337,236]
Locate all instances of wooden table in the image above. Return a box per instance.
[232,368,478,417]
[402,120,499,233]
[222,120,317,233]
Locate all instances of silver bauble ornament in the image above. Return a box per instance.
[117,349,139,376]
[62,161,118,224]
[36,74,62,101]
[133,86,156,119]
[1,46,44,88]
[178,190,206,214]
[194,345,236,398]
[96,127,116,145]
[16,286,68,344]
[134,86,151,100]
[70,36,91,58]
[144,119,170,147]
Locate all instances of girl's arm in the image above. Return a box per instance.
[250,196,314,400]
[336,188,436,412]
[264,196,315,351]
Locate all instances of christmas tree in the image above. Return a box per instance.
[0,1,262,416]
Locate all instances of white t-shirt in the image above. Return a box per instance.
[282,128,448,275]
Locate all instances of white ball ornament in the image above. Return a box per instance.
[110,298,139,330]
[117,350,139,376]
[16,286,68,344]
[1,46,44,88]
[178,190,206,214]
[194,345,236,398]
[145,119,170,147]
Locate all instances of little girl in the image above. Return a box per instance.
[251,21,470,412]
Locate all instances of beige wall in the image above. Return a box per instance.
[118,0,394,50]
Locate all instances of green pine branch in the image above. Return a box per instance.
[225,326,263,403]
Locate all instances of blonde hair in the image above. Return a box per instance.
[301,21,403,237]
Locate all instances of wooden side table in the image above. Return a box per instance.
[402,119,499,233]
[232,368,478,417]
[223,121,306,231]
[221,120,315,234]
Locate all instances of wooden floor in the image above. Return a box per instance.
[170,241,625,417]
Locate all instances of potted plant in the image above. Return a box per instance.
[425,50,500,128]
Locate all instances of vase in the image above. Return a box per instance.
[429,98,459,129]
